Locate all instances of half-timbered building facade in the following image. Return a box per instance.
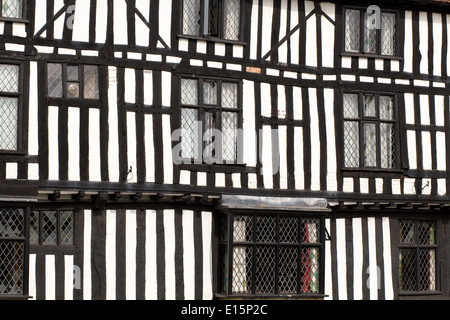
[0,0,450,300]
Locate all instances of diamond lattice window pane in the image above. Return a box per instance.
[43,211,57,246]
[181,108,199,159]
[0,97,18,151]
[399,248,416,291]
[222,82,238,109]
[344,121,359,167]
[364,95,376,117]
[418,221,436,245]
[0,241,24,295]
[67,66,79,81]
[232,246,252,293]
[84,65,99,100]
[343,94,359,119]
[29,211,39,245]
[380,96,394,120]
[302,219,320,244]
[203,81,218,105]
[255,246,276,293]
[0,208,24,238]
[60,211,74,245]
[400,221,415,244]
[2,0,23,18]
[221,245,229,292]
[233,216,253,242]
[222,112,238,162]
[278,246,298,294]
[181,79,198,105]
[223,0,240,41]
[364,123,377,167]
[182,0,201,36]
[301,248,320,294]
[208,0,220,36]
[345,9,361,52]
[364,13,377,53]
[48,64,63,98]
[203,111,217,159]
[418,249,436,291]
[380,123,395,168]
[381,13,396,55]
[256,216,276,243]
[0,64,19,93]
[279,217,299,243]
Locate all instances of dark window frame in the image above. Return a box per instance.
[398,218,440,295]
[178,75,243,165]
[0,60,25,155]
[29,209,75,254]
[342,5,399,58]
[46,62,101,108]
[216,211,326,298]
[0,0,27,21]
[179,0,245,43]
[0,206,30,299]
[342,91,400,171]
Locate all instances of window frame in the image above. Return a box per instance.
[0,0,27,21]
[29,209,76,254]
[46,62,101,108]
[342,5,399,58]
[342,91,400,171]
[0,206,30,299]
[398,218,440,295]
[0,60,25,155]
[179,0,245,43]
[178,75,243,165]
[216,210,326,298]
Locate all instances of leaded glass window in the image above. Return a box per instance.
[343,93,396,169]
[0,63,20,152]
[30,210,74,246]
[344,7,397,56]
[47,63,99,100]
[399,220,438,292]
[219,213,324,296]
[181,0,241,41]
[180,77,242,164]
[1,0,24,19]
[0,208,26,296]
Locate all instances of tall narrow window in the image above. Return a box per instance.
[0,208,27,296]
[0,63,21,152]
[344,7,397,56]
[343,93,396,169]
[180,77,241,164]
[181,0,241,41]
[1,0,24,19]
[399,220,438,292]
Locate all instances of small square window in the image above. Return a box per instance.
[30,210,74,246]
[182,0,242,41]
[47,63,100,100]
[344,7,397,56]
[343,93,396,169]
[1,0,24,19]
